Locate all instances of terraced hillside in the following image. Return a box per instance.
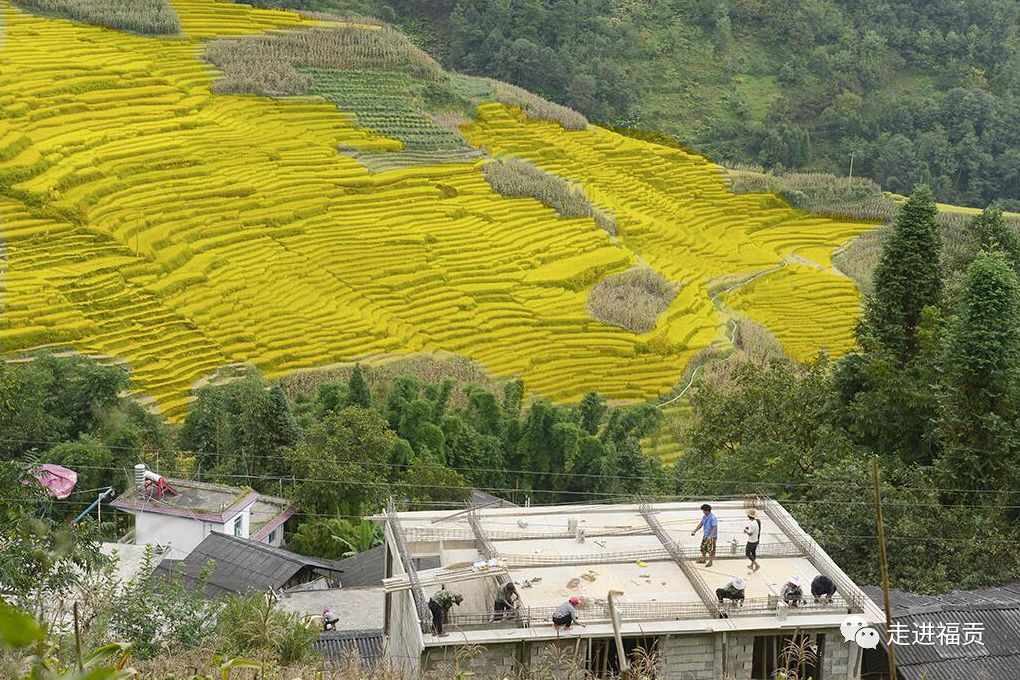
[0,0,876,419]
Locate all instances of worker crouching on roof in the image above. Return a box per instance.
[429,589,463,637]
[552,596,586,631]
[811,575,837,604]
[716,577,746,606]
[781,577,805,607]
[493,581,519,621]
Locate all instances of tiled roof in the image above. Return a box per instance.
[863,583,1020,680]
[331,545,440,588]
[154,533,343,595]
[315,629,384,666]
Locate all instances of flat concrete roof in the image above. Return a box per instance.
[111,478,259,523]
[382,500,885,644]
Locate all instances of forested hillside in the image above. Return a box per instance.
[269,0,1020,209]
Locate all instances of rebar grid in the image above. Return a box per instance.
[683,540,804,560]
[501,548,672,567]
[387,506,431,631]
[639,502,720,617]
[763,499,866,613]
[724,595,856,617]
[404,525,651,543]
[446,600,712,628]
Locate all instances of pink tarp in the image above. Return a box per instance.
[32,464,78,499]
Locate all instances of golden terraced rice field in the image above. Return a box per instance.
[0,0,876,419]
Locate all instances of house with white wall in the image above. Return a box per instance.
[110,465,294,559]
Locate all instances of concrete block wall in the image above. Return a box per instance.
[529,639,585,678]
[659,633,719,679]
[725,628,859,680]
[417,628,860,680]
[820,627,857,679]
[422,641,522,679]
[725,633,757,679]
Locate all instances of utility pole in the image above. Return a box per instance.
[848,151,855,188]
[607,590,630,678]
[871,457,897,680]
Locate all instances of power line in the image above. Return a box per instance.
[9,494,1018,546]
[9,457,1020,511]
[5,435,1018,496]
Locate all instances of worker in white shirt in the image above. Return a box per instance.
[744,508,761,573]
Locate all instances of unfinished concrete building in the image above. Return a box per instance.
[379,499,884,679]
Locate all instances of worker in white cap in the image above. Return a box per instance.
[743,508,761,573]
[716,577,746,605]
[781,576,804,607]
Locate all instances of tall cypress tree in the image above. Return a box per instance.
[348,363,372,408]
[863,185,943,363]
[939,250,1020,493]
[968,208,1020,270]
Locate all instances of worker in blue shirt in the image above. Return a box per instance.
[691,503,718,567]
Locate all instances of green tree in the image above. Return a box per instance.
[347,363,372,408]
[0,462,106,620]
[938,250,1020,492]
[0,354,128,461]
[398,449,471,505]
[837,307,944,463]
[288,517,380,559]
[862,186,943,362]
[968,208,1020,269]
[177,375,298,486]
[287,406,403,516]
[576,391,607,434]
[93,548,214,659]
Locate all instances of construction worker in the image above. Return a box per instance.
[716,577,746,605]
[780,577,804,607]
[552,596,586,631]
[744,508,761,573]
[811,574,837,604]
[493,581,519,621]
[321,607,339,632]
[691,503,718,567]
[428,589,463,637]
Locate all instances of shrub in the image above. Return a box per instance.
[206,23,445,97]
[483,157,615,234]
[217,592,319,668]
[12,0,180,35]
[487,80,588,130]
[587,266,679,333]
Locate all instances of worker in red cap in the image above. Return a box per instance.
[552,596,586,630]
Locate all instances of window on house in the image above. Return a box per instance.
[751,633,823,680]
[587,637,658,678]
[267,528,277,543]
[233,516,243,537]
